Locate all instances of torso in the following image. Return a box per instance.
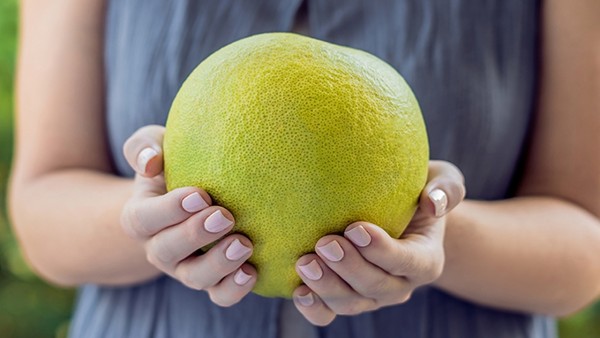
[69,1,556,337]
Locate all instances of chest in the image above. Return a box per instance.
[105,0,539,199]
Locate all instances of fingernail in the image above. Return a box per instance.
[316,240,344,262]
[225,239,252,261]
[345,225,372,247]
[298,260,323,281]
[204,210,233,233]
[182,192,209,213]
[234,268,252,286]
[429,189,448,217]
[295,292,314,307]
[137,147,158,173]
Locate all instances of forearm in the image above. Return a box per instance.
[10,0,159,287]
[435,197,600,316]
[9,169,160,287]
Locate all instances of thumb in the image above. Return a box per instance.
[123,125,165,177]
[420,160,466,217]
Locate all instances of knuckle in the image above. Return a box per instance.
[137,125,162,139]
[147,236,173,265]
[383,291,412,306]
[182,218,202,245]
[420,249,444,283]
[145,251,158,267]
[119,206,135,237]
[146,252,169,273]
[209,253,232,277]
[208,290,240,308]
[129,204,149,238]
[145,249,168,274]
[392,251,418,276]
[122,135,136,158]
[179,268,206,291]
[207,290,226,306]
[334,299,367,316]
[137,125,153,135]
[313,316,335,327]
[448,162,462,175]
[361,275,390,299]
[428,259,444,282]
[121,203,146,239]
[397,291,412,304]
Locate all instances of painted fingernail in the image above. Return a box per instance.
[429,189,448,217]
[295,292,314,307]
[298,260,323,281]
[137,147,158,173]
[234,268,252,286]
[317,240,344,262]
[182,192,209,213]
[225,239,252,261]
[204,210,233,233]
[345,225,372,247]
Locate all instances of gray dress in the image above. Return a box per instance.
[69,0,557,337]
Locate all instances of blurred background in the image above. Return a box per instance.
[0,0,598,337]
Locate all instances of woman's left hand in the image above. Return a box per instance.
[293,160,466,326]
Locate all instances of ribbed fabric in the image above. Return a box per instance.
[69,1,556,337]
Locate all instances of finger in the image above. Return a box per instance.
[315,235,408,304]
[421,160,466,217]
[145,206,236,268]
[344,222,444,284]
[123,125,165,177]
[296,254,376,316]
[121,187,213,239]
[207,264,257,307]
[292,285,336,326]
[174,234,253,291]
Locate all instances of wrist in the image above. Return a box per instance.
[431,200,471,289]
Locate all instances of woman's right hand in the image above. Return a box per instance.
[120,125,256,306]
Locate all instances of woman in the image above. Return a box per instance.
[9,0,600,337]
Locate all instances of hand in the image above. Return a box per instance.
[120,125,257,306]
[292,160,466,325]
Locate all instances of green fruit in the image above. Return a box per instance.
[164,33,429,298]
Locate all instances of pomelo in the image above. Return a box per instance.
[164,33,429,298]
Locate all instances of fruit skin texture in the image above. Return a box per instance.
[164,32,429,298]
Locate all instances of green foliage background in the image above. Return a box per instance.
[0,0,598,337]
[0,1,75,337]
